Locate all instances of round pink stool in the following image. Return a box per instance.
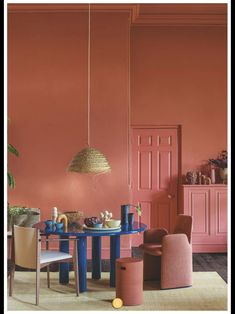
[115,257,143,306]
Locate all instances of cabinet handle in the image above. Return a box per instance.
[168,194,175,199]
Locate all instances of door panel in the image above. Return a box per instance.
[131,127,179,246]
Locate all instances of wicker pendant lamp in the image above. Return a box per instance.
[68,4,111,174]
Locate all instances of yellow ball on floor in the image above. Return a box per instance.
[112,298,123,309]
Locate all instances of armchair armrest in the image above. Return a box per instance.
[144,228,168,244]
[162,233,191,250]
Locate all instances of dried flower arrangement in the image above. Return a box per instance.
[208,150,227,169]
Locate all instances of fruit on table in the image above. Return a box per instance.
[100,210,112,221]
[84,217,102,227]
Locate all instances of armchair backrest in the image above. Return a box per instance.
[13,225,40,269]
[144,228,168,243]
[173,215,192,244]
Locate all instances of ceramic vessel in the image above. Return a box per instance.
[219,168,227,183]
[121,205,129,225]
[106,219,121,228]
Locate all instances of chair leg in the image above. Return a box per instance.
[47,265,50,288]
[36,267,40,305]
[73,240,79,296]
[9,262,15,296]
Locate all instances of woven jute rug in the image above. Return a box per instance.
[7,271,227,311]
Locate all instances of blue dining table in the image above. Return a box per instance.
[35,221,147,292]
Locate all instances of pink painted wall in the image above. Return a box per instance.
[8,9,131,257]
[131,26,227,175]
[8,5,227,256]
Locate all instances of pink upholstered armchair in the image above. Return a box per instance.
[139,214,193,289]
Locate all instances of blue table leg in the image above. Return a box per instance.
[78,237,87,292]
[110,235,120,287]
[59,235,70,284]
[92,236,101,279]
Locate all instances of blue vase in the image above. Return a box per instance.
[128,213,134,226]
[121,205,129,225]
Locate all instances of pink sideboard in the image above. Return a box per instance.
[180,185,227,253]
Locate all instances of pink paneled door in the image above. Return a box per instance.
[131,127,179,246]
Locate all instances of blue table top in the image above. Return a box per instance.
[34,221,147,237]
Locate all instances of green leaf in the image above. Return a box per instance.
[136,205,142,216]
[8,144,19,157]
[8,172,16,189]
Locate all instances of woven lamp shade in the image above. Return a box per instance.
[68,147,111,173]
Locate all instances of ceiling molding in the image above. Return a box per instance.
[131,4,227,27]
[7,4,138,15]
[8,3,227,27]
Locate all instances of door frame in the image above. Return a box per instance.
[130,124,182,228]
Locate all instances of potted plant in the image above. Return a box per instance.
[8,143,19,188]
[7,121,40,229]
[8,205,30,226]
[208,150,227,183]
[8,204,40,228]
[7,133,20,230]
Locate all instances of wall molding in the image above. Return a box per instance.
[132,4,227,27]
[7,4,137,15]
[8,3,227,27]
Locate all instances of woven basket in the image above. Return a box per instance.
[64,211,84,225]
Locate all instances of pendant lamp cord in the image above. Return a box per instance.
[87,3,91,147]
[128,16,131,189]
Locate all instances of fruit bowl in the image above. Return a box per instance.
[106,219,121,228]
[84,217,102,228]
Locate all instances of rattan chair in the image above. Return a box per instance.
[9,225,79,305]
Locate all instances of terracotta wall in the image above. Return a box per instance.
[131,26,227,175]
[8,6,227,256]
[8,10,131,257]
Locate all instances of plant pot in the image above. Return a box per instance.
[23,210,40,227]
[12,214,28,226]
[219,168,227,183]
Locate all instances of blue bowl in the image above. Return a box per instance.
[45,220,54,229]
[93,223,103,228]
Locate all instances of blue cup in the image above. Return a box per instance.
[44,220,54,229]
[55,222,64,231]
[121,204,129,225]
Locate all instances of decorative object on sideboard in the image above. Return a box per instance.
[210,167,216,184]
[198,171,202,184]
[219,168,227,184]
[67,4,111,174]
[208,150,227,183]
[185,171,197,184]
